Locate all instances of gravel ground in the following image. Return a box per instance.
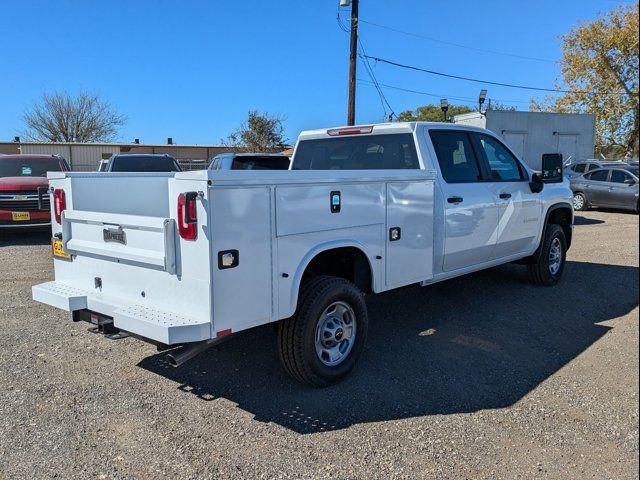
[0,210,638,479]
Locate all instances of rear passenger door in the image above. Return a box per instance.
[471,133,542,259]
[584,169,610,206]
[429,130,499,272]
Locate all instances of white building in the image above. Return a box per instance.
[453,110,596,170]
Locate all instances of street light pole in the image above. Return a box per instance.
[440,98,449,122]
[346,0,359,126]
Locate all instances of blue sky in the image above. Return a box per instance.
[0,0,630,145]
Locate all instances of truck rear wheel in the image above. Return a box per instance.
[278,276,368,387]
[527,224,567,286]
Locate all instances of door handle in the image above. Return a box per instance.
[447,196,463,204]
[499,193,512,199]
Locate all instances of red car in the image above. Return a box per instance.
[0,154,70,228]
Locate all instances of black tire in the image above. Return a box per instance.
[527,224,567,286]
[573,192,587,211]
[277,275,368,387]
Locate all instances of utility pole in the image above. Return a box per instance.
[346,0,359,126]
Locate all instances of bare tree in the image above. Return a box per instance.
[23,91,126,142]
[223,110,288,152]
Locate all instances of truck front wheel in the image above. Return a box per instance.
[527,224,567,286]
[278,276,368,387]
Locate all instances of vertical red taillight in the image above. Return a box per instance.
[177,192,197,240]
[53,189,66,224]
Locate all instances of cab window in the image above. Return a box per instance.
[429,130,482,183]
[473,134,525,181]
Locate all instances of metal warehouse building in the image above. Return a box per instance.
[453,111,596,170]
[0,140,231,171]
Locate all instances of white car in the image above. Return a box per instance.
[33,122,573,386]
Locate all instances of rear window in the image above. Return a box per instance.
[293,133,419,170]
[110,156,181,172]
[0,158,64,177]
[232,156,290,170]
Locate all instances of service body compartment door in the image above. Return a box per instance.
[275,182,385,236]
[385,181,434,288]
[210,186,274,334]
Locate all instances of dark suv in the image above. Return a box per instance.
[103,154,182,172]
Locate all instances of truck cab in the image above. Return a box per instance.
[291,122,573,277]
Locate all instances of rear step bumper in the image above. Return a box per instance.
[32,281,211,344]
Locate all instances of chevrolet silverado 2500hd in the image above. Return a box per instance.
[32,122,573,386]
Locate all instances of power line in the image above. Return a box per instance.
[363,55,632,96]
[360,19,556,63]
[336,7,350,33]
[359,53,391,118]
[358,46,395,118]
[357,79,532,106]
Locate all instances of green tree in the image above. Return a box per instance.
[397,104,473,122]
[486,100,517,112]
[223,110,288,152]
[531,3,639,158]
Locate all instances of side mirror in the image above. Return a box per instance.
[529,173,544,193]
[541,153,563,183]
[624,178,636,185]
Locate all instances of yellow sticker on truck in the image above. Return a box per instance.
[51,238,72,261]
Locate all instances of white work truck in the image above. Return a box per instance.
[32,122,573,386]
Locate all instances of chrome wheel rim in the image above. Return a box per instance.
[315,301,357,366]
[548,237,563,275]
[573,194,584,210]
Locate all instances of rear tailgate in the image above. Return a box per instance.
[32,171,213,344]
[62,210,177,274]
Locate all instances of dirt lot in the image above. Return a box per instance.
[0,210,638,479]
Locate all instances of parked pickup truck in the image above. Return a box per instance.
[32,122,573,386]
[1,154,69,228]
